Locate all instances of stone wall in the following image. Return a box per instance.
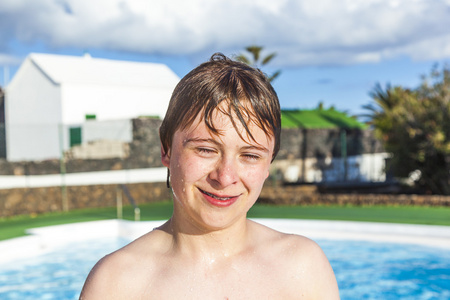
[259,184,450,206]
[273,128,387,183]
[278,128,384,160]
[0,182,171,218]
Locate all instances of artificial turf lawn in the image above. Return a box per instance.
[1,201,449,241]
[0,202,173,241]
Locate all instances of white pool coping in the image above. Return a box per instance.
[1,219,449,265]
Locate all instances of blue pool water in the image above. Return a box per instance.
[324,240,450,299]
[1,238,449,299]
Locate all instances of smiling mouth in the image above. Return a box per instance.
[199,189,236,201]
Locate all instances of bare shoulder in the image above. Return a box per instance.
[79,248,132,299]
[249,220,340,299]
[284,234,340,299]
[249,219,326,255]
[80,228,171,299]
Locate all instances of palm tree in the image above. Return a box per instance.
[235,45,281,82]
[363,77,450,194]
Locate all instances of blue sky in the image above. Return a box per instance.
[1,0,449,118]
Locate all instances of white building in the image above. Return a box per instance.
[5,53,180,161]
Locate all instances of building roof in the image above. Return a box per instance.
[281,109,367,129]
[28,53,180,88]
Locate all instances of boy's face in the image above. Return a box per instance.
[161,106,274,231]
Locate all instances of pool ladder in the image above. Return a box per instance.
[116,184,141,221]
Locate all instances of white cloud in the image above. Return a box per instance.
[0,0,449,67]
[0,54,22,65]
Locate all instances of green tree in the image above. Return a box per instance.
[235,45,281,82]
[363,66,450,194]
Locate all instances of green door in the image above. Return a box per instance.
[69,127,82,147]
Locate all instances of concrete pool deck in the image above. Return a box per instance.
[1,219,449,265]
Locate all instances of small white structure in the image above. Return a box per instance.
[5,53,179,161]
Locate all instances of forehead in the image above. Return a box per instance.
[178,107,275,148]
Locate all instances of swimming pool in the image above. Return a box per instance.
[0,237,127,300]
[324,240,450,299]
[1,220,449,299]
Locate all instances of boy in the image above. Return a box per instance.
[80,53,339,299]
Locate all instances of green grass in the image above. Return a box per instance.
[0,201,174,241]
[1,201,449,241]
[281,109,367,129]
[248,204,450,225]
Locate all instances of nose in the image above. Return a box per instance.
[209,156,239,187]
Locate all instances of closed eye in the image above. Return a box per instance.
[197,148,216,155]
[242,153,261,161]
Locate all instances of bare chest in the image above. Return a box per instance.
[132,258,302,299]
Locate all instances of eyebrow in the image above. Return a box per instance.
[183,137,220,147]
[184,137,270,153]
[241,145,270,153]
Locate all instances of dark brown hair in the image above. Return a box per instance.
[160,53,281,160]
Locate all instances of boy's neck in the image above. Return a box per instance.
[165,216,251,259]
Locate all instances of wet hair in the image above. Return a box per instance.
[159,53,281,161]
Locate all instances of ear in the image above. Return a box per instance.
[161,145,170,167]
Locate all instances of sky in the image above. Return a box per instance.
[1,0,450,118]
